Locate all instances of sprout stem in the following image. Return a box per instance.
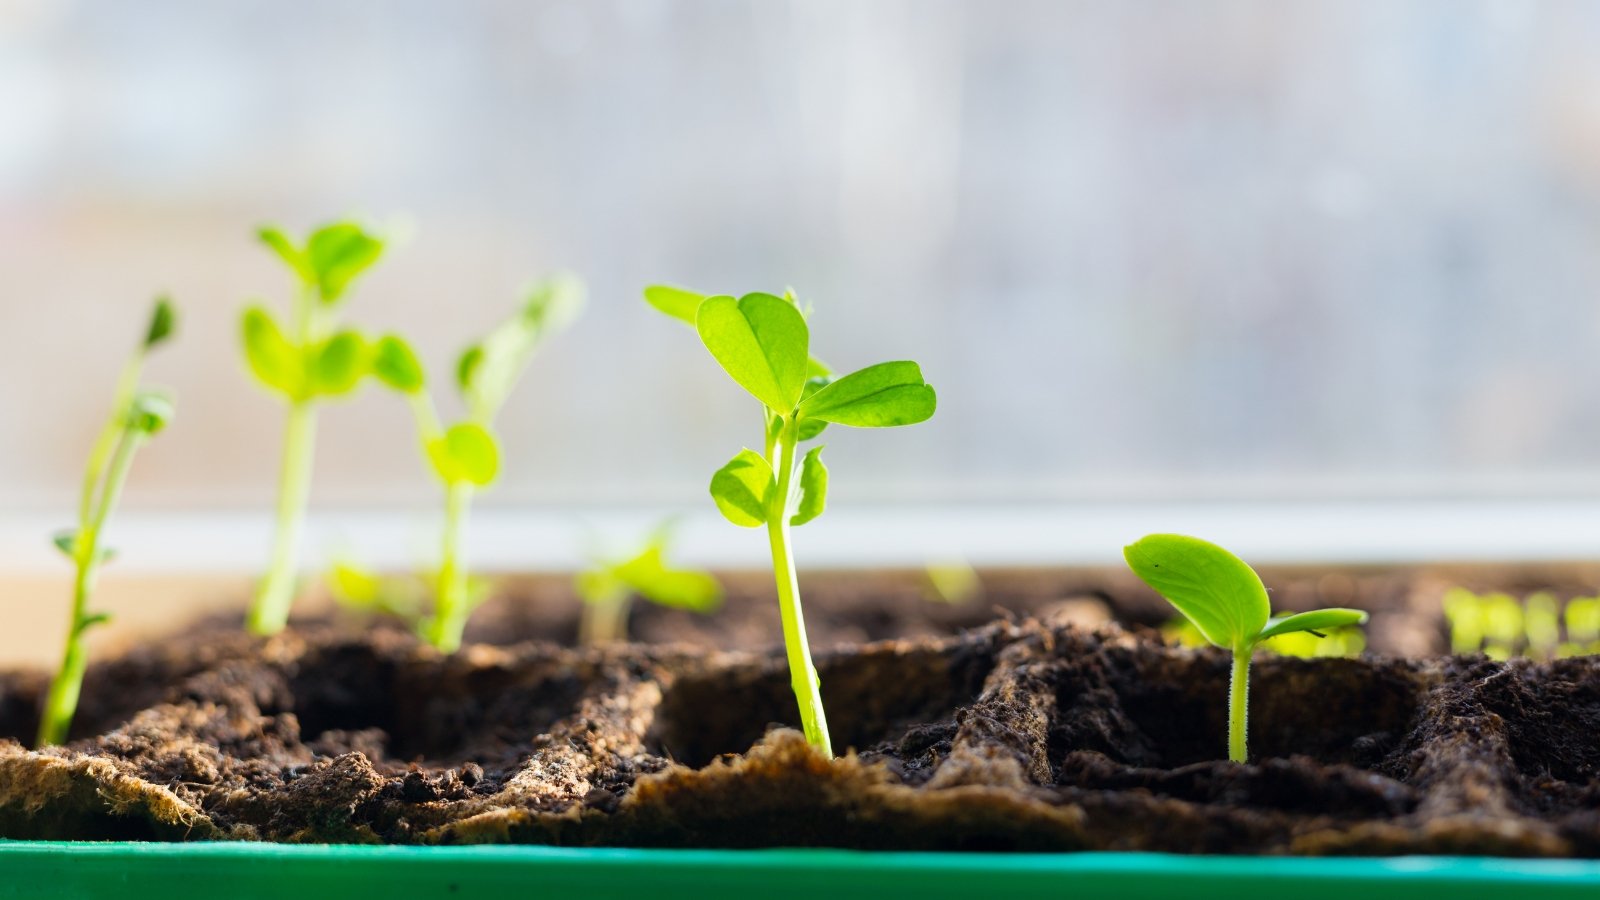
[424,481,473,653]
[767,418,832,758]
[38,428,143,748]
[1228,649,1250,763]
[249,401,317,635]
[579,587,631,646]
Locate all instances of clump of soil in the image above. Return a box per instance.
[0,609,1596,854]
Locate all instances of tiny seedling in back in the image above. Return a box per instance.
[38,299,177,747]
[372,275,584,652]
[242,221,386,636]
[1123,534,1368,763]
[645,285,937,758]
[576,525,722,646]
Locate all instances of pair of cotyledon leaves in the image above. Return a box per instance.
[1124,534,1368,653]
[241,223,387,404]
[577,529,723,614]
[645,287,936,529]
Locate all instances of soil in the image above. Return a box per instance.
[0,564,1598,853]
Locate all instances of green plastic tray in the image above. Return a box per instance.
[2,843,1599,899]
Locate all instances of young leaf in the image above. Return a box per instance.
[643,284,705,325]
[144,297,177,349]
[796,377,830,441]
[257,226,312,282]
[52,532,116,563]
[696,293,810,413]
[426,423,501,486]
[308,331,369,396]
[613,545,723,613]
[461,274,585,419]
[709,448,777,527]
[305,222,384,304]
[790,446,828,526]
[241,306,302,398]
[1258,608,1370,642]
[797,360,936,427]
[372,335,426,393]
[1123,534,1270,651]
[455,345,483,392]
[126,390,174,434]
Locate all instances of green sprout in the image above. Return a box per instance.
[372,275,584,653]
[325,559,425,624]
[1443,588,1600,660]
[38,299,177,747]
[242,221,386,636]
[645,285,937,758]
[1124,534,1369,763]
[576,525,723,646]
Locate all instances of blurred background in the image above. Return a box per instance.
[8,0,1600,659]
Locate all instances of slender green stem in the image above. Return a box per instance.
[424,481,474,653]
[249,400,317,635]
[1228,648,1251,763]
[579,586,632,646]
[767,418,832,758]
[250,284,322,636]
[38,428,143,747]
[78,358,142,525]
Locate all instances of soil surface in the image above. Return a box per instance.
[1,564,1598,854]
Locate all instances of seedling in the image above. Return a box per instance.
[325,559,425,624]
[38,299,177,747]
[372,275,583,652]
[242,221,386,636]
[576,525,723,646]
[645,285,937,758]
[1442,587,1600,659]
[1124,534,1368,763]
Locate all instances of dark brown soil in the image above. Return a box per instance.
[1,573,1598,853]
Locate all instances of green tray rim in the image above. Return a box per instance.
[3,842,1600,899]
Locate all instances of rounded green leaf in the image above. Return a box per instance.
[309,331,369,396]
[709,448,776,528]
[790,445,828,526]
[126,390,174,434]
[372,335,426,393]
[797,360,936,428]
[144,297,177,349]
[643,284,705,325]
[1258,608,1370,642]
[696,293,810,413]
[1123,534,1270,652]
[241,306,302,398]
[427,422,501,486]
[305,222,384,304]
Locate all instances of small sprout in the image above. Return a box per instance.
[374,274,584,653]
[1524,591,1561,660]
[1442,587,1487,655]
[1124,534,1368,763]
[646,285,936,758]
[39,300,178,747]
[242,221,387,636]
[1481,592,1524,660]
[924,557,982,606]
[576,525,723,646]
[326,559,425,623]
